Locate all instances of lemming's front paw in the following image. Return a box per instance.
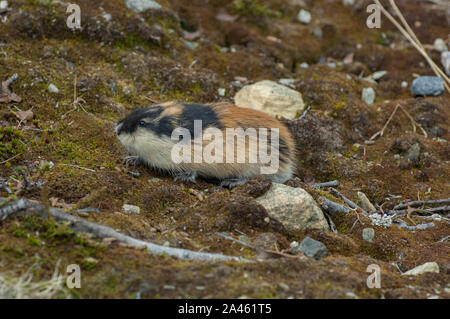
[123,156,140,168]
[172,171,197,183]
[219,178,248,189]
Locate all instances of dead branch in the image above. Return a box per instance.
[393,198,450,210]
[318,197,352,215]
[395,221,435,231]
[0,198,249,262]
[329,188,365,212]
[311,180,339,189]
[389,205,450,216]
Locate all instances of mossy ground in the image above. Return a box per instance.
[0,0,448,298]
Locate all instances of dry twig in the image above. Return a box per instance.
[0,198,249,262]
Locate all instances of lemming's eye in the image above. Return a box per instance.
[139,120,146,127]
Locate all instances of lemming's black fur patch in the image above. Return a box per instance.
[180,104,222,138]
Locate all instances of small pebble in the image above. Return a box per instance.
[48,84,59,94]
[278,283,290,291]
[184,41,199,50]
[362,87,375,105]
[299,62,309,68]
[294,237,328,259]
[433,38,448,52]
[122,204,140,214]
[401,81,408,88]
[102,13,112,22]
[297,9,311,24]
[362,228,375,243]
[0,1,7,10]
[218,88,226,96]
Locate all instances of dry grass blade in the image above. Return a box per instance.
[373,0,450,94]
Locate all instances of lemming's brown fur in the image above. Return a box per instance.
[116,102,296,187]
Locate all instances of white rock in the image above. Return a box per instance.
[48,84,59,94]
[234,80,305,119]
[434,38,448,52]
[256,183,329,232]
[102,13,112,22]
[401,81,408,88]
[122,204,140,214]
[372,70,387,80]
[362,87,375,105]
[124,0,161,13]
[218,88,226,96]
[299,62,309,68]
[402,262,439,276]
[342,0,355,6]
[0,1,7,10]
[297,9,311,24]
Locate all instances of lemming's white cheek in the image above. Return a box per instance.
[114,123,123,135]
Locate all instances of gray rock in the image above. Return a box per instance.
[405,143,420,163]
[124,0,161,12]
[362,228,375,242]
[410,76,445,97]
[442,51,450,76]
[255,183,329,232]
[234,80,305,119]
[122,204,140,214]
[362,87,375,105]
[402,262,439,276]
[48,84,59,94]
[297,9,311,24]
[294,237,328,259]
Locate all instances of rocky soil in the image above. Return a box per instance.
[0,0,448,298]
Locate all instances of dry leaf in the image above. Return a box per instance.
[0,80,22,103]
[15,109,34,122]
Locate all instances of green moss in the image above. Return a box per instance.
[231,0,280,18]
[0,127,27,163]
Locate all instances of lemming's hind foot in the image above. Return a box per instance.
[173,171,197,183]
[219,178,248,188]
[123,156,140,168]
